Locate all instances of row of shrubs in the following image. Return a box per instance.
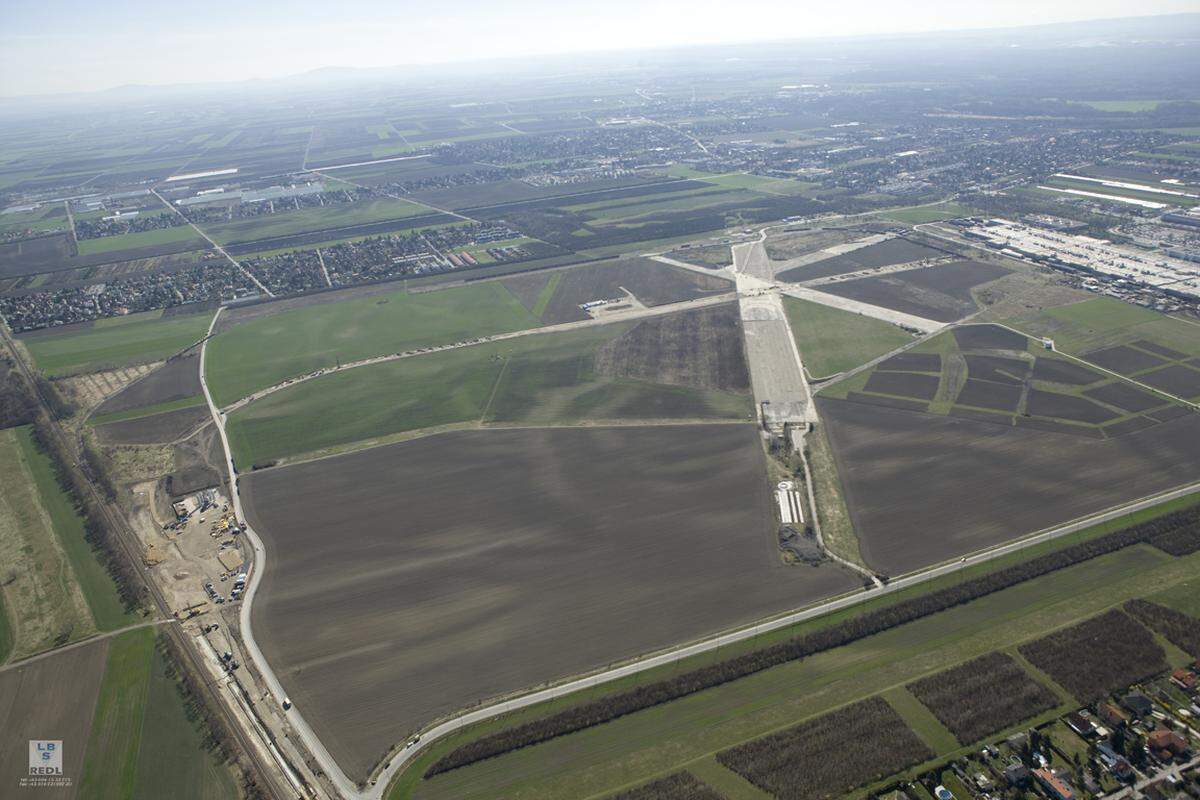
[906,652,1059,745]
[426,504,1200,777]
[1019,609,1167,703]
[1124,598,1200,658]
[715,696,933,800]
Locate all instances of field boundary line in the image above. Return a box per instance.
[479,356,510,422]
[0,619,169,674]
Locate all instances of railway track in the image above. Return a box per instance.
[0,320,297,800]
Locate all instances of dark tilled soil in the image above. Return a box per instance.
[877,352,941,373]
[1083,345,1167,375]
[1105,416,1160,437]
[1014,416,1105,438]
[165,424,223,498]
[817,397,1200,575]
[94,405,210,445]
[821,261,1009,323]
[1083,382,1166,413]
[956,378,1022,412]
[1026,389,1119,424]
[1131,339,1189,360]
[1030,357,1103,386]
[949,407,1013,426]
[844,392,929,412]
[0,637,109,798]
[863,371,940,401]
[541,258,733,324]
[594,303,750,393]
[0,233,73,279]
[93,353,203,416]
[953,324,1028,352]
[1148,404,1196,423]
[1136,364,1200,399]
[242,425,856,781]
[778,238,945,282]
[964,354,1028,385]
[499,270,554,312]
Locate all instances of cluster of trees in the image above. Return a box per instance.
[1019,610,1166,703]
[426,503,1200,777]
[715,697,933,800]
[606,772,726,800]
[1124,599,1200,658]
[0,356,37,428]
[907,652,1059,745]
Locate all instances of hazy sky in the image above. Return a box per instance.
[2,0,1195,97]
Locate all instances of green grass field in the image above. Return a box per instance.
[16,426,136,631]
[877,202,974,224]
[79,628,236,800]
[75,225,205,256]
[387,493,1200,800]
[783,296,914,379]
[79,628,157,799]
[206,282,543,406]
[226,322,752,465]
[21,309,213,376]
[202,197,429,245]
[402,541,1195,800]
[1007,296,1200,356]
[132,645,238,799]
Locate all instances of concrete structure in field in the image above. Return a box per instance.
[733,239,818,432]
[776,482,804,525]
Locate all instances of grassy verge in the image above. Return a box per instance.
[804,420,866,569]
[531,272,561,319]
[388,493,1200,799]
[89,395,206,426]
